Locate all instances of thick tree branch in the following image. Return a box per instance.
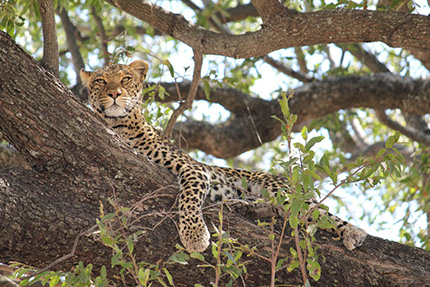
[38,0,59,76]
[104,0,430,58]
[0,31,171,185]
[147,74,430,158]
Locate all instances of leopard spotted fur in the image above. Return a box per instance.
[80,60,368,252]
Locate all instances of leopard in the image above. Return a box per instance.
[80,60,368,252]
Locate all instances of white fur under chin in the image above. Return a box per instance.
[104,105,127,117]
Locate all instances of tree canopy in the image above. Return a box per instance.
[1,0,430,286]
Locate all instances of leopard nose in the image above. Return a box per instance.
[107,90,121,99]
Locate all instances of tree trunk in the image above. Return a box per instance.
[1,30,429,287]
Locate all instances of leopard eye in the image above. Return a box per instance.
[121,76,132,83]
[94,78,107,85]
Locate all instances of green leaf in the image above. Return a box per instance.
[157,277,169,287]
[301,126,308,141]
[101,213,116,222]
[279,94,290,117]
[319,154,329,168]
[293,142,306,152]
[291,168,300,184]
[289,216,299,229]
[163,59,175,77]
[306,136,324,151]
[307,169,322,180]
[126,236,134,254]
[163,268,173,285]
[290,247,298,259]
[49,275,60,287]
[190,252,205,262]
[287,260,300,272]
[385,132,399,149]
[138,268,150,286]
[307,259,321,281]
[168,252,189,265]
[312,208,320,221]
[291,198,303,217]
[203,80,211,100]
[375,148,386,158]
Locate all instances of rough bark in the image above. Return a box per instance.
[1,29,430,287]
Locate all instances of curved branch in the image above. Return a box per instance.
[375,109,430,146]
[104,0,430,58]
[146,74,430,158]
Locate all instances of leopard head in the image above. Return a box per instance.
[80,60,149,118]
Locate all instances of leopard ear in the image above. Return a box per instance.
[80,69,93,86]
[129,60,149,82]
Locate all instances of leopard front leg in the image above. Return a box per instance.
[177,166,211,252]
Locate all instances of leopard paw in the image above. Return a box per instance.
[342,225,368,250]
[179,218,210,252]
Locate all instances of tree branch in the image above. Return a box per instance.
[146,74,430,158]
[263,55,315,83]
[90,6,110,66]
[56,8,85,85]
[375,109,430,146]
[343,43,390,73]
[38,0,59,76]
[295,47,309,74]
[104,0,430,58]
[165,49,203,138]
